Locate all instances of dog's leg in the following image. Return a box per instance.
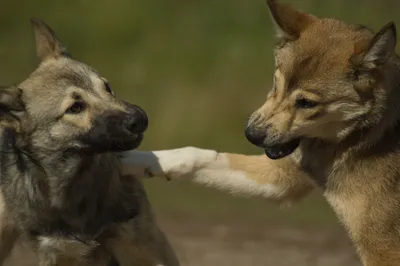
[0,192,18,265]
[0,221,18,266]
[120,147,313,204]
[106,178,180,266]
[36,236,107,266]
[107,224,179,266]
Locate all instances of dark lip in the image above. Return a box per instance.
[76,133,144,154]
[129,133,144,150]
[264,138,301,160]
[112,133,144,151]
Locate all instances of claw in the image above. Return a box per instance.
[144,168,154,178]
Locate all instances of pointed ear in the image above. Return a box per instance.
[358,22,397,69]
[30,18,70,62]
[266,0,316,41]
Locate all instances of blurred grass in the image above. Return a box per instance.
[0,0,399,227]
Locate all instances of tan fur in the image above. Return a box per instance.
[122,1,400,265]
[226,153,312,204]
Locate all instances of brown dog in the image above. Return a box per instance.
[122,1,400,265]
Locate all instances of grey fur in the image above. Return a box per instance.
[0,18,179,266]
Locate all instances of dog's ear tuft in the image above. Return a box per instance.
[266,0,316,42]
[0,86,24,112]
[0,86,25,131]
[353,22,397,70]
[30,18,70,62]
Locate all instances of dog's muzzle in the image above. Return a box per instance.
[112,103,148,150]
[263,138,300,160]
[245,123,300,160]
[123,105,148,135]
[245,125,267,147]
[78,103,149,153]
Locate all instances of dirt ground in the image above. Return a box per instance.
[5,216,362,266]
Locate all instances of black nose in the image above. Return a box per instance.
[245,125,266,147]
[125,106,148,133]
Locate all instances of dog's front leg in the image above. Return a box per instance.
[0,192,18,266]
[0,194,18,263]
[0,222,17,266]
[120,147,313,204]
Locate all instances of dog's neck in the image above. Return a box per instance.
[37,152,118,207]
[39,150,139,227]
[1,138,140,240]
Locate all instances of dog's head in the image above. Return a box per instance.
[17,19,148,154]
[246,0,397,159]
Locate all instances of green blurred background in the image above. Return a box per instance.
[1,0,399,228]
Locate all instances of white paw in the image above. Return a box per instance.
[118,150,163,178]
[153,147,218,180]
[119,147,218,180]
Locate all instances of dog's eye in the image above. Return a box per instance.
[104,82,114,95]
[66,102,86,114]
[295,98,318,109]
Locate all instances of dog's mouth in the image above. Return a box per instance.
[264,138,301,160]
[77,132,145,154]
[109,132,144,152]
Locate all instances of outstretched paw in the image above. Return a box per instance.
[118,151,164,178]
[119,147,218,181]
[153,147,218,180]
